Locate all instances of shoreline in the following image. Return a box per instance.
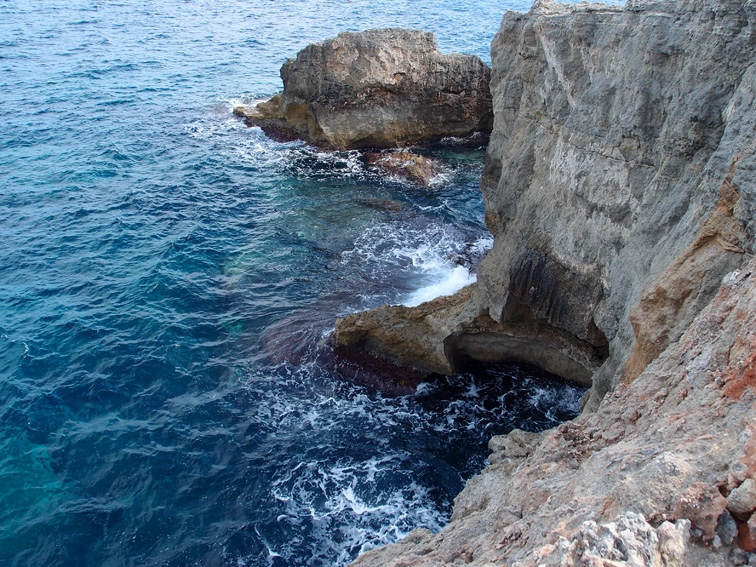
[319,0,756,564]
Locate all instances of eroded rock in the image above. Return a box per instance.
[537,513,690,567]
[478,0,755,410]
[348,256,756,567]
[673,482,728,542]
[235,28,493,149]
[324,2,756,565]
[334,0,755,409]
[728,478,756,517]
[332,285,604,386]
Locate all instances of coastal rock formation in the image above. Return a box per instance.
[364,151,445,186]
[350,260,756,566]
[339,0,756,565]
[333,285,603,386]
[234,29,493,149]
[477,0,755,411]
[334,0,756,408]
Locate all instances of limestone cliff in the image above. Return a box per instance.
[334,0,756,410]
[350,258,756,565]
[477,0,756,411]
[340,0,756,565]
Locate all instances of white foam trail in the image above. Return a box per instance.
[402,265,476,307]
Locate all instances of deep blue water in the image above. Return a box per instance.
[0,1,596,565]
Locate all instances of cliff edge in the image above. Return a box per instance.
[339,0,756,564]
[352,259,756,565]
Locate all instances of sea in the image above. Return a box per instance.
[0,1,600,566]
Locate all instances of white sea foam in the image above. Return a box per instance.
[339,221,491,310]
[402,265,477,307]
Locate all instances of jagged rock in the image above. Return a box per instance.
[332,285,602,386]
[717,510,738,546]
[477,0,755,410]
[235,29,493,149]
[739,514,756,552]
[348,255,756,566]
[537,513,690,567]
[673,482,728,542]
[449,429,544,523]
[332,286,476,377]
[343,0,756,561]
[488,429,543,461]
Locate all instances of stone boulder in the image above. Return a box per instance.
[234,28,493,149]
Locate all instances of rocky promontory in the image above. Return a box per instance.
[333,0,756,564]
[234,28,493,149]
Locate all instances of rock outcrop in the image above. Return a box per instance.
[336,0,756,565]
[333,285,603,386]
[234,29,493,149]
[364,151,445,187]
[334,0,756,408]
[477,0,756,411]
[350,260,756,566]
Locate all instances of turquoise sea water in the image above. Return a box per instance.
[1,1,596,565]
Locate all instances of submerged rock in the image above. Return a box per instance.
[364,151,444,187]
[235,28,493,149]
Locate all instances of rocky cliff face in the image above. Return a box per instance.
[340,0,756,565]
[234,28,493,149]
[477,0,756,411]
[335,0,756,409]
[351,258,756,565]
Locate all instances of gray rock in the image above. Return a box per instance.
[343,0,756,566]
[730,548,749,566]
[236,29,493,149]
[716,509,738,546]
[335,0,756,412]
[364,151,444,187]
[477,0,755,410]
[728,477,756,516]
[548,513,690,567]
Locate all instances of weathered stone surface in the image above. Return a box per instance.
[739,514,756,552]
[235,28,493,149]
[332,285,478,377]
[477,0,756,411]
[717,509,739,546]
[337,1,756,564]
[334,0,756,407]
[673,482,728,542]
[349,257,756,567]
[449,429,544,523]
[332,285,604,386]
[537,513,690,567]
[729,478,756,516]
